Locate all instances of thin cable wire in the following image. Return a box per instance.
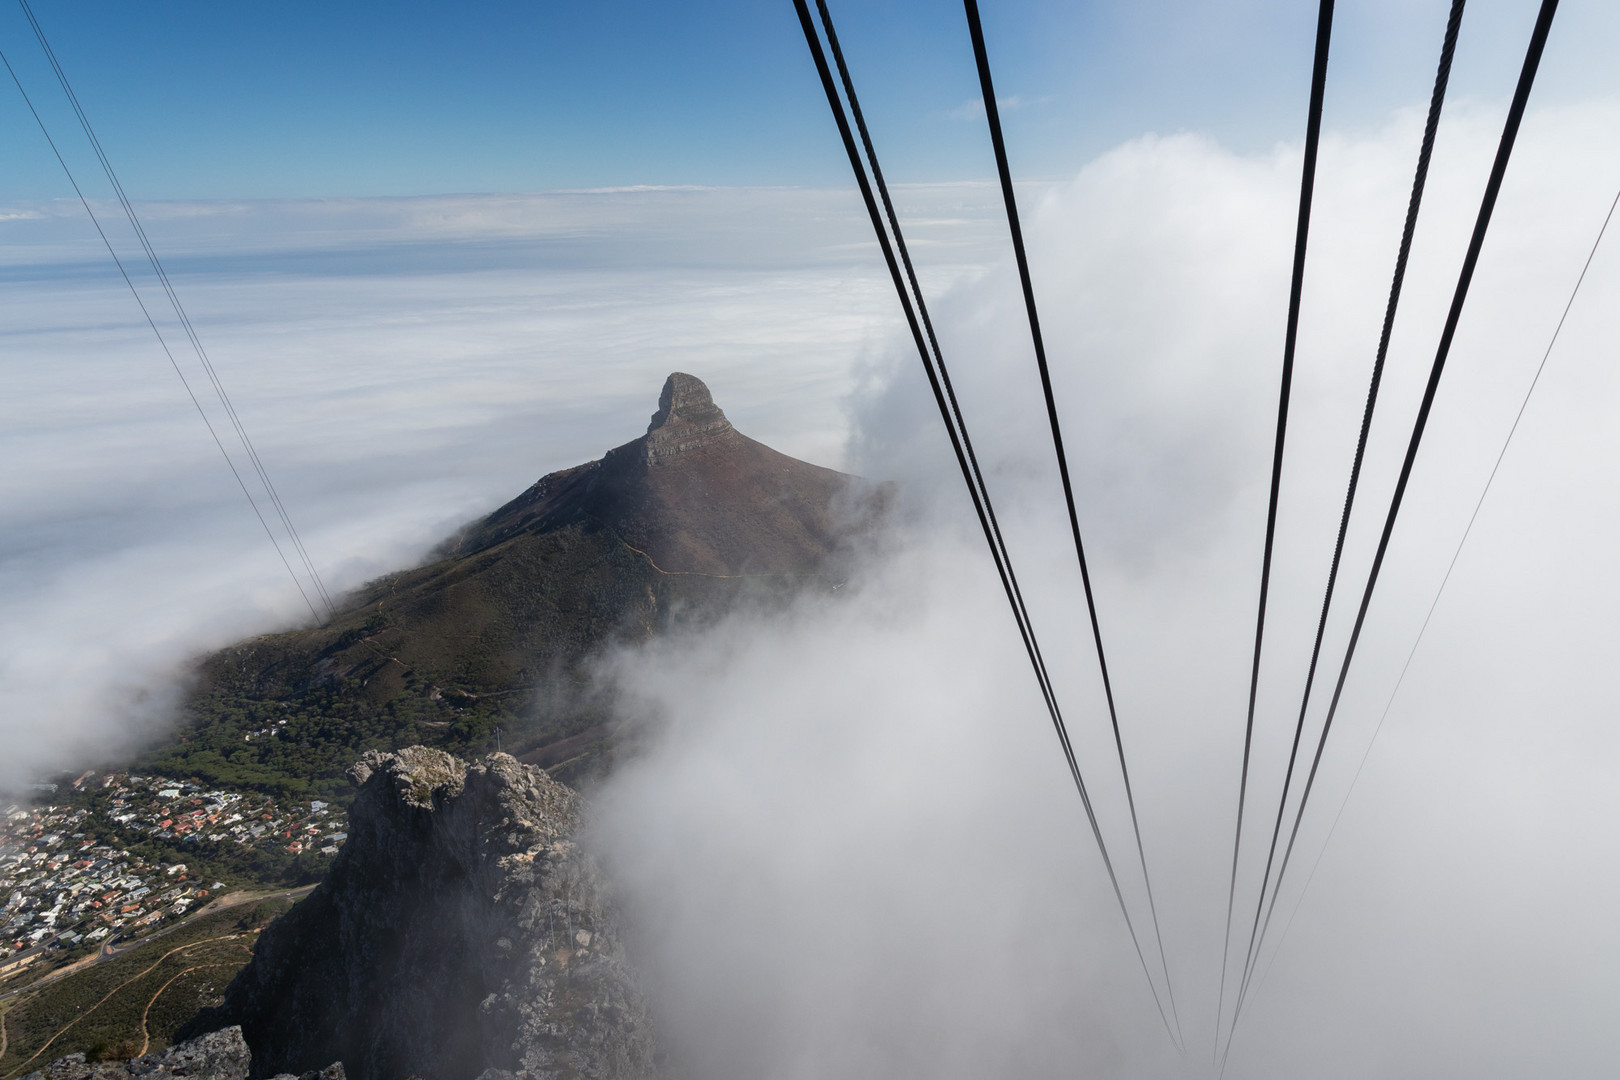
[20,0,333,617]
[18,0,336,619]
[793,0,1181,1045]
[799,0,1178,1041]
[1,48,322,624]
[960,0,1182,1045]
[1225,0,1561,1051]
[1230,0,1465,1038]
[1214,0,1335,1053]
[1250,179,1619,1000]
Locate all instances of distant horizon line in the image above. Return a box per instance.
[0,177,1072,213]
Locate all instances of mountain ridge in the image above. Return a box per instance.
[135,373,876,801]
[450,371,859,577]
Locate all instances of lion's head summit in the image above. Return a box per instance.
[170,372,877,791]
[455,371,861,577]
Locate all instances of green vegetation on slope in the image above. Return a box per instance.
[135,521,750,805]
[0,899,293,1076]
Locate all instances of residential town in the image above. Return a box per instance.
[0,772,347,978]
[101,772,346,857]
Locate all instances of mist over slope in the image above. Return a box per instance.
[589,102,1620,1078]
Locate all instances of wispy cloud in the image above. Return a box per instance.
[948,93,1050,121]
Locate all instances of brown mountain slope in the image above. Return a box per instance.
[455,371,857,575]
[144,374,875,799]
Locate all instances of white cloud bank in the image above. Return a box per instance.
[0,182,1010,788]
[590,99,1620,1077]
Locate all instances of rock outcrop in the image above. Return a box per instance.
[181,750,652,1080]
[642,371,737,462]
[24,1027,344,1080]
[24,1027,263,1080]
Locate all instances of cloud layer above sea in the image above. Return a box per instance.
[0,181,1013,786]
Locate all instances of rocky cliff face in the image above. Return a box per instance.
[182,749,653,1080]
[642,371,737,462]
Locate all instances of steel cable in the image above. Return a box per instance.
[960,0,1182,1045]
[794,0,1181,1045]
[1,48,323,624]
[18,0,336,620]
[1225,0,1561,1051]
[1215,0,1335,1051]
[1229,0,1466,1040]
[1251,176,1618,1005]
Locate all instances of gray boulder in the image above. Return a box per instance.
[24,1026,254,1080]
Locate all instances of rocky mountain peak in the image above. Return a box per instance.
[643,372,734,462]
[347,744,467,809]
[647,371,728,434]
[449,369,867,574]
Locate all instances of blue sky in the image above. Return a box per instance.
[3,0,1614,199]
